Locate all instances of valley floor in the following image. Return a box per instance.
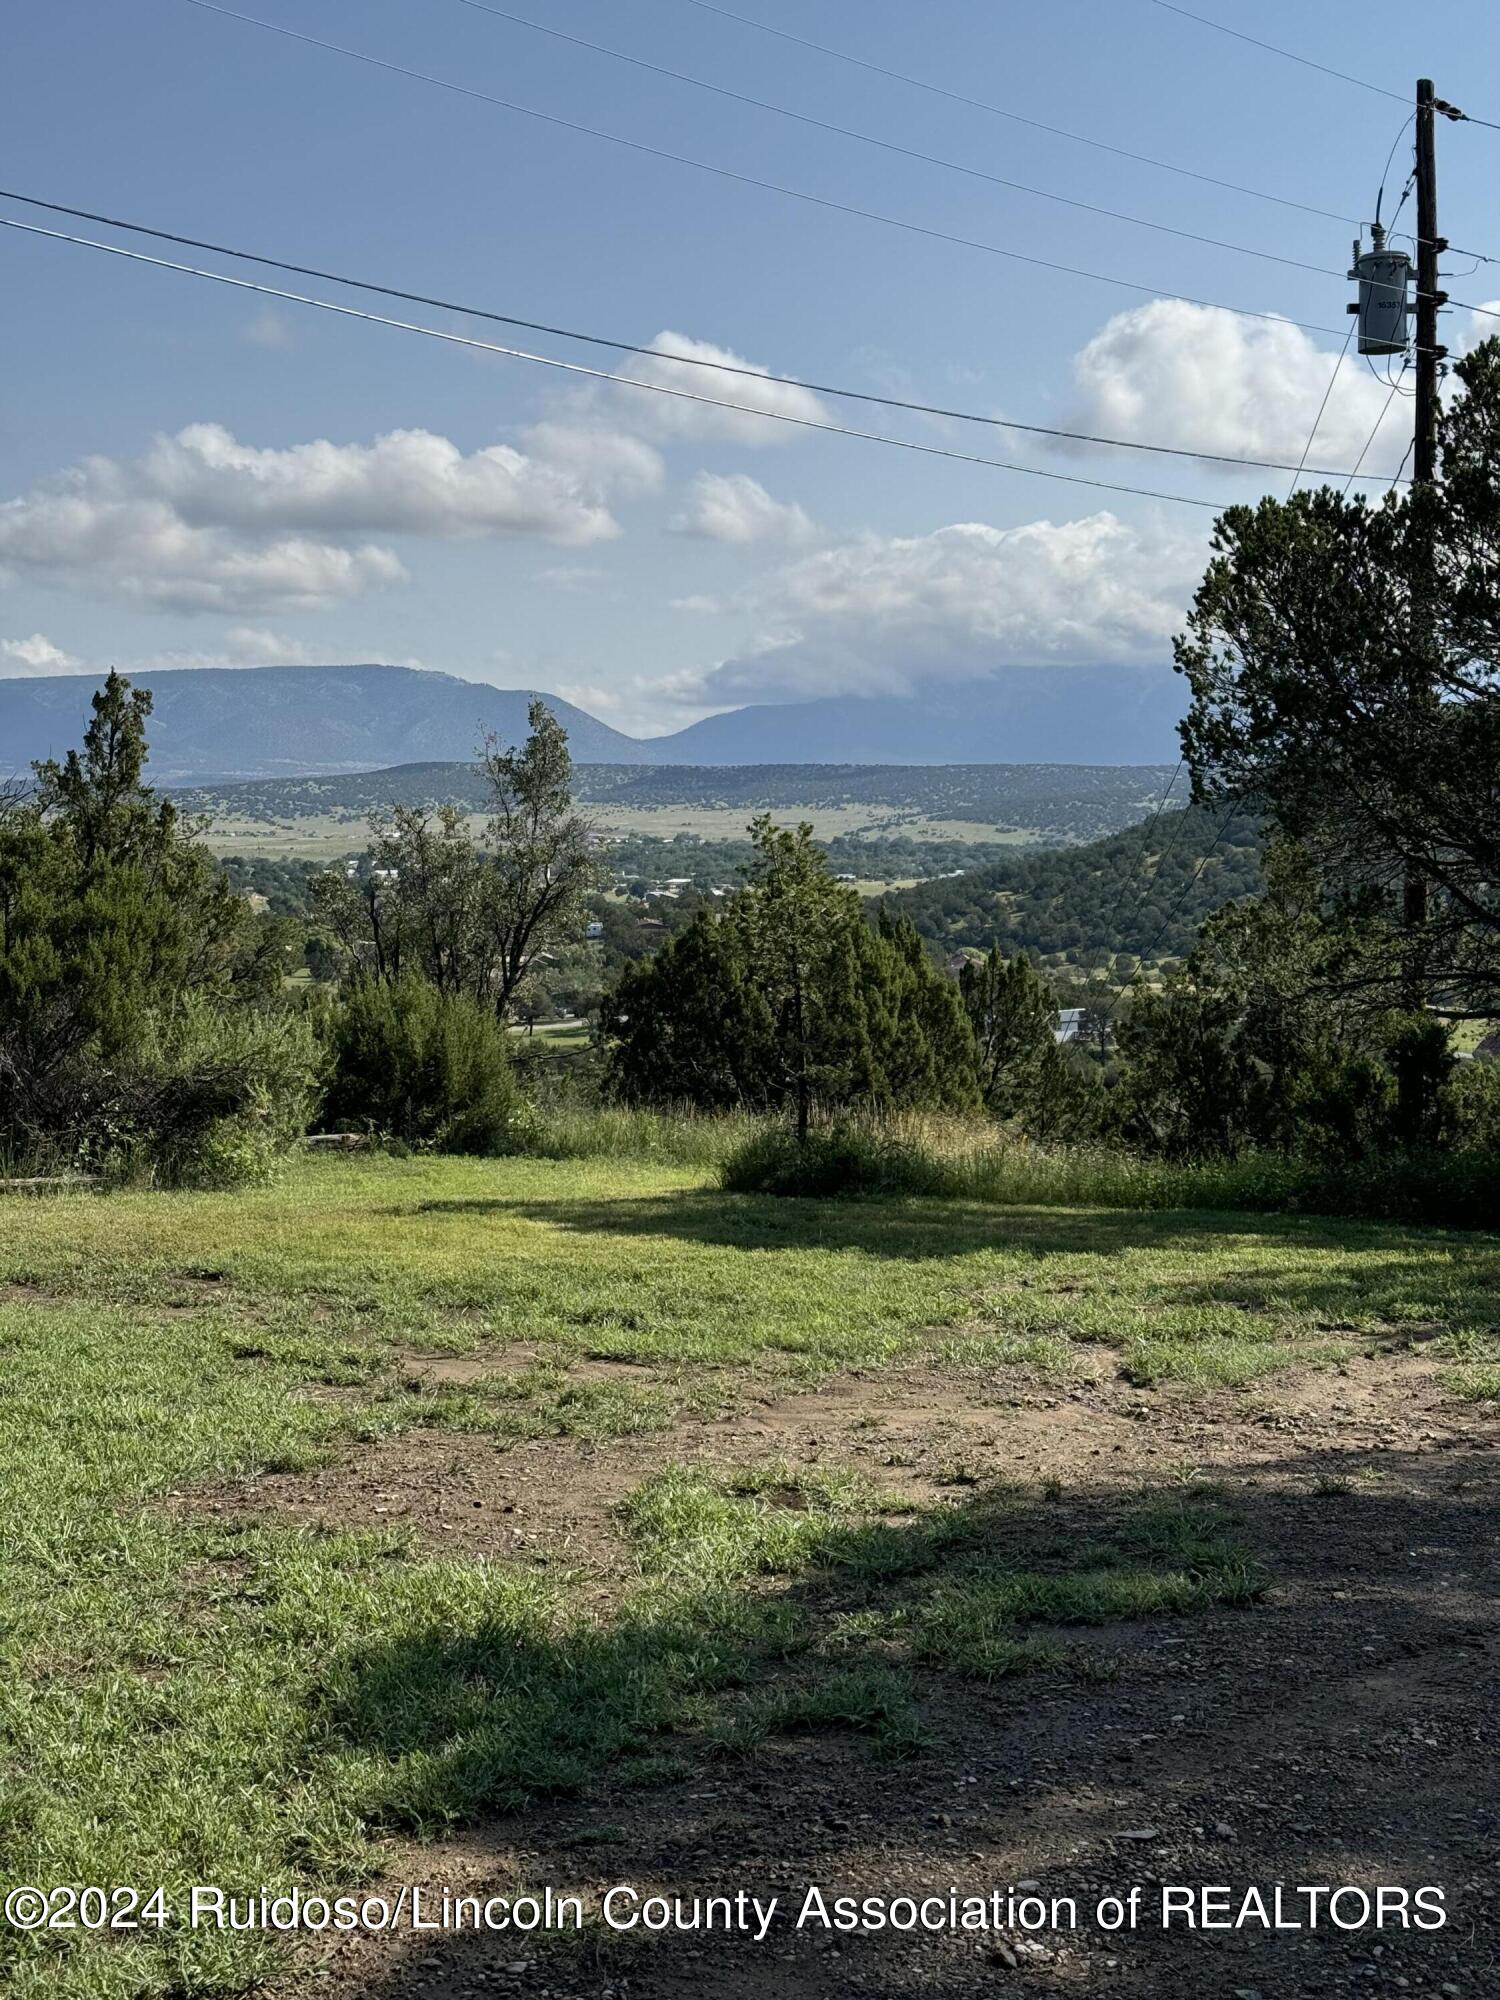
[2,1157,1497,1998]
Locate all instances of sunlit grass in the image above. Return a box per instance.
[0,1154,1494,1996]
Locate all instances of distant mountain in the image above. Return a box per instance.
[0,664,647,783]
[650,667,1184,765]
[0,661,1185,784]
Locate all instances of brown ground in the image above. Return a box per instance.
[187,1352,1498,2000]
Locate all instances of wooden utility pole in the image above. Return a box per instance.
[1413,79,1444,494]
[1396,79,1447,1137]
[1405,79,1442,959]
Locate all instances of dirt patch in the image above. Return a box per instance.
[0,1280,55,1306]
[255,1349,1499,2000]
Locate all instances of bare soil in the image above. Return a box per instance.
[185,1352,1499,1999]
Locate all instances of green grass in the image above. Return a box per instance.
[1,1154,1496,1996]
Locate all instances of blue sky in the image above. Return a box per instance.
[3,0,1498,735]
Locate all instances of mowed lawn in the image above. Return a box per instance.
[3,1156,1498,1998]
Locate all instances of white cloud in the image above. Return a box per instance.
[611,330,830,445]
[669,472,817,545]
[140,424,620,543]
[243,309,294,350]
[1063,302,1407,480]
[1455,300,1500,358]
[682,513,1204,707]
[0,422,634,615]
[520,422,664,498]
[0,632,80,675]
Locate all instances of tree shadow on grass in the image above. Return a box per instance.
[322,1446,1499,1998]
[407,1192,1500,1332]
[412,1192,1318,1263]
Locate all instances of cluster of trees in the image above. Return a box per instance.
[890,804,1263,972]
[1140,336,1500,1156]
[604,820,981,1137]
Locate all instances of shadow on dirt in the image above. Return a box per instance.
[312,1443,1499,2000]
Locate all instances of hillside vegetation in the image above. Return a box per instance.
[887,804,1264,971]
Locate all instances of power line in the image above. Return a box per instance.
[172,0,1366,346]
[1147,1,1407,103]
[441,0,1351,286]
[0,212,1239,510]
[668,0,1361,227]
[1341,378,1403,496]
[0,187,1410,487]
[1148,2,1500,134]
[1288,321,1355,498]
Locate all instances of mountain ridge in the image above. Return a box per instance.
[0,661,1185,783]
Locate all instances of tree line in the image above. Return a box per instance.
[6,338,1500,1190]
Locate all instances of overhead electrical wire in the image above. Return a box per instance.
[173,2,1496,334]
[1146,1,1408,103]
[667,0,1361,226]
[1341,381,1403,495]
[1148,0,1500,133]
[439,0,1353,285]
[1288,321,1355,498]
[170,0,1384,346]
[0,213,1241,510]
[0,186,1410,487]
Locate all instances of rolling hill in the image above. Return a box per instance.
[885,803,1264,970]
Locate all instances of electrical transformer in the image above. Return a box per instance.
[1348,227,1411,356]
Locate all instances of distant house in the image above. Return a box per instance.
[638,918,666,933]
[585,920,605,940]
[1055,1008,1086,1045]
[370,866,399,885]
[833,871,859,883]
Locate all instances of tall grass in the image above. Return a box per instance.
[522,1103,764,1168]
[716,1113,1500,1230]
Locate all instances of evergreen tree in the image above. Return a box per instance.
[602,819,978,1127]
[0,673,276,1162]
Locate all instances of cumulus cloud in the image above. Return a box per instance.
[670,472,817,545]
[1455,299,1500,358]
[519,422,664,498]
[0,422,638,615]
[611,330,830,445]
[1,632,80,675]
[139,424,621,542]
[681,513,1204,707]
[1063,302,1407,479]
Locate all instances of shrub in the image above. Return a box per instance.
[1444,1059,1500,1149]
[322,976,527,1154]
[128,1000,325,1188]
[720,1124,960,1199]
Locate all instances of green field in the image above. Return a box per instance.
[198,803,1040,864]
[4,1154,1498,1997]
